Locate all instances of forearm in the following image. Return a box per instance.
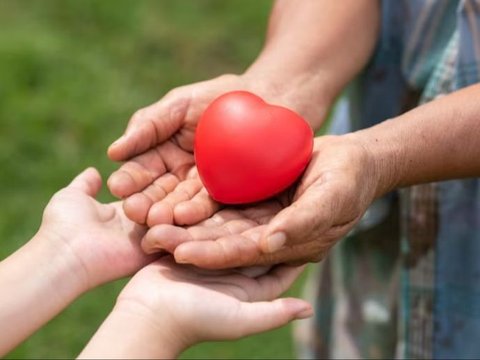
[79,303,182,359]
[350,84,480,196]
[245,0,380,129]
[0,233,86,355]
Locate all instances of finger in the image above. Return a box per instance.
[108,148,167,199]
[234,266,272,278]
[142,225,193,254]
[231,298,313,338]
[108,94,191,161]
[67,167,102,197]
[222,265,304,300]
[174,234,261,269]
[174,188,221,225]
[143,218,257,254]
[122,174,179,224]
[254,265,305,300]
[108,141,193,199]
[176,229,329,269]
[146,179,202,226]
[110,142,193,200]
[227,265,303,299]
[171,225,265,269]
[260,187,337,253]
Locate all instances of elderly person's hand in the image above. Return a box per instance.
[140,135,379,268]
[105,0,378,229]
[106,72,330,228]
[141,83,480,269]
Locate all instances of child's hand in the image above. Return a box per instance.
[38,167,153,290]
[0,167,154,355]
[106,73,324,229]
[80,257,312,358]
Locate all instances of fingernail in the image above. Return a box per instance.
[296,307,314,319]
[266,232,287,252]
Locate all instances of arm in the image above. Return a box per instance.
[0,168,151,356]
[245,0,380,129]
[0,234,85,355]
[351,83,480,196]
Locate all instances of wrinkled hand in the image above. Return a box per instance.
[115,256,312,348]
[141,136,379,268]
[107,73,325,228]
[107,75,255,227]
[40,168,153,290]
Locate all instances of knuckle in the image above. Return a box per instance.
[165,87,183,100]
[131,108,147,123]
[216,73,239,82]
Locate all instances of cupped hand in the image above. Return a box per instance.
[141,135,379,268]
[107,74,254,227]
[39,168,154,290]
[107,73,326,228]
[115,256,312,347]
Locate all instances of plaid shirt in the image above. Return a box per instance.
[296,1,480,359]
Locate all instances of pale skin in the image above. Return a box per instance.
[0,168,152,356]
[79,258,311,359]
[0,168,311,357]
[107,0,480,269]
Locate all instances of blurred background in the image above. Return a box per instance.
[0,0,309,358]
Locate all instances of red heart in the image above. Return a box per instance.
[194,91,313,204]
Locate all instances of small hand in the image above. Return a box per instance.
[115,257,312,350]
[141,136,379,268]
[39,167,154,290]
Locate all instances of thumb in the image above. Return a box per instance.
[107,94,190,161]
[234,298,313,337]
[67,167,102,197]
[260,189,334,253]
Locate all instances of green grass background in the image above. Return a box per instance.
[0,1,312,358]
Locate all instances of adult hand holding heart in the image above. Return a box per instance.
[107,74,323,228]
[195,91,314,204]
[143,136,379,269]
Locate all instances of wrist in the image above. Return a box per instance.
[0,232,87,354]
[344,124,403,198]
[80,301,186,359]
[243,59,334,130]
[31,230,90,296]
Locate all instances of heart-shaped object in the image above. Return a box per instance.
[195,91,313,204]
